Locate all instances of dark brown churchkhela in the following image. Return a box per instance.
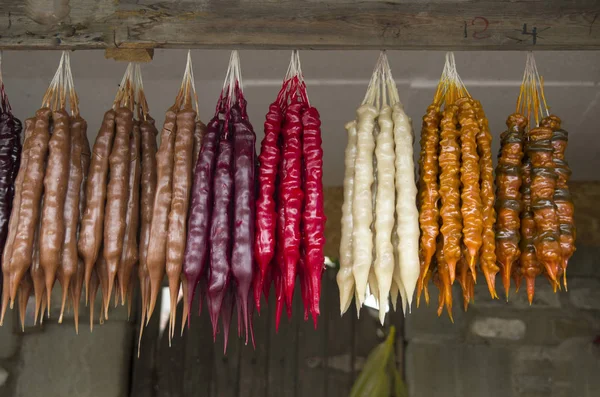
[138,116,158,331]
[527,126,561,285]
[58,115,85,322]
[519,155,540,303]
[72,126,91,333]
[541,115,574,289]
[494,113,526,298]
[118,120,141,305]
[103,107,132,314]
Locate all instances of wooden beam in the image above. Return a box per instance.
[104,48,154,63]
[0,1,599,50]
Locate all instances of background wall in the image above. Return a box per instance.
[0,184,598,397]
[0,49,598,396]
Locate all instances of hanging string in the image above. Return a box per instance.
[363,51,384,107]
[65,52,79,117]
[42,51,65,110]
[186,51,200,120]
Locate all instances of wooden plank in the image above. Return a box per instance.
[324,269,355,396]
[105,48,154,63]
[0,1,599,50]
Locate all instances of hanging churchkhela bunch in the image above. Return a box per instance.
[183,51,256,351]
[0,54,23,317]
[133,52,204,345]
[416,53,497,319]
[253,51,325,330]
[499,53,575,303]
[78,63,146,330]
[338,52,420,323]
[78,63,139,330]
[0,52,90,331]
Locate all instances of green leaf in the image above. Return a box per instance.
[349,327,397,397]
[392,367,408,397]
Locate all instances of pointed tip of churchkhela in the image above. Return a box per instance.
[58,280,71,324]
[501,264,512,301]
[447,262,457,286]
[482,268,498,300]
[275,294,284,334]
[526,276,536,305]
[220,288,234,354]
[180,279,190,331]
[146,282,160,326]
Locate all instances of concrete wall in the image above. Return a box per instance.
[0,288,134,397]
[405,244,600,397]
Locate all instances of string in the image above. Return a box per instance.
[65,52,79,117]
[363,51,384,107]
[187,51,200,119]
[42,51,65,109]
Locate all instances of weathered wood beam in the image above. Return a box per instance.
[105,48,154,62]
[0,1,599,50]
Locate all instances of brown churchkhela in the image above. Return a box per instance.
[40,109,71,312]
[30,216,44,321]
[166,107,195,337]
[58,115,85,322]
[9,108,51,305]
[72,126,91,333]
[495,113,526,297]
[527,126,562,285]
[118,120,141,304]
[138,117,158,328]
[103,107,132,313]
[78,109,116,301]
[146,106,177,319]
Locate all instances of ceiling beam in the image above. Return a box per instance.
[1,0,599,50]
